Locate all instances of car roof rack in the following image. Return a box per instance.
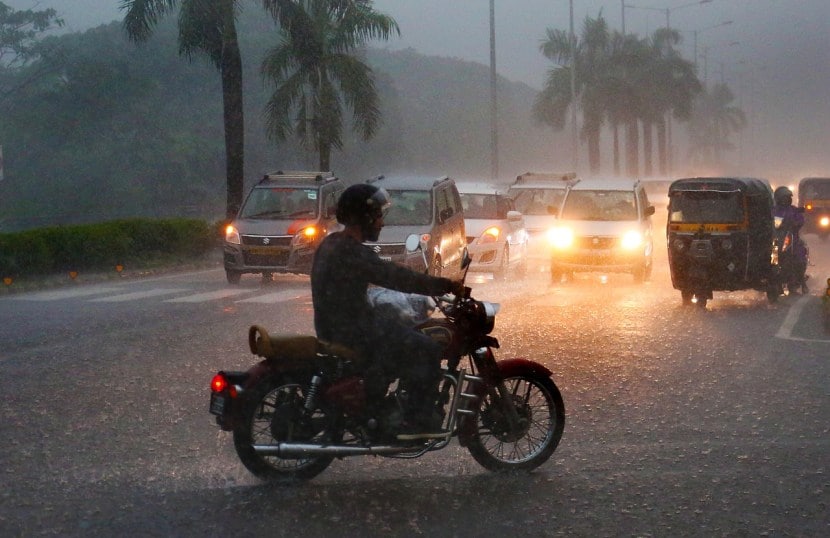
[514,171,578,184]
[261,170,337,183]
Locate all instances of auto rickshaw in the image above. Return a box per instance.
[667,177,778,307]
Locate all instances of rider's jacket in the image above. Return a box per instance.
[773,204,807,260]
[310,232,455,350]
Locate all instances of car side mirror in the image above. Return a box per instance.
[645,205,655,217]
[546,205,558,216]
[506,210,523,221]
[439,207,454,222]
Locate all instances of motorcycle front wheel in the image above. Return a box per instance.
[467,374,565,472]
[233,375,334,483]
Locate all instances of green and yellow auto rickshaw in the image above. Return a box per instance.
[667,177,778,308]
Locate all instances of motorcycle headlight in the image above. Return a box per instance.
[225,225,241,245]
[480,226,500,244]
[547,227,574,249]
[292,226,319,246]
[620,230,643,250]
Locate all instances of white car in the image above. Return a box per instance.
[456,182,529,279]
[506,172,579,262]
[548,177,656,283]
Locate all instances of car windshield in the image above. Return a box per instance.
[460,193,499,219]
[511,188,565,216]
[561,190,638,221]
[385,189,432,226]
[669,191,744,223]
[240,187,319,219]
[799,179,830,199]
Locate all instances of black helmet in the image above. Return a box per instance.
[774,186,793,207]
[336,183,391,227]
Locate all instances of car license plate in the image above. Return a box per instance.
[209,393,227,415]
[247,246,285,255]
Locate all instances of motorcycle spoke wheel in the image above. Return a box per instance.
[467,374,564,473]
[233,377,334,483]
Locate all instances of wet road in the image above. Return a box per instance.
[1,233,828,536]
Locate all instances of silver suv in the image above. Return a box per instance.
[548,177,655,283]
[363,174,467,279]
[223,171,344,283]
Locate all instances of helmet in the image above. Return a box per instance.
[336,183,391,227]
[774,186,793,207]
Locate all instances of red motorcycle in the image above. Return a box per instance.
[209,247,565,483]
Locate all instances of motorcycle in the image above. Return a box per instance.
[772,209,809,295]
[208,235,565,483]
[824,277,830,333]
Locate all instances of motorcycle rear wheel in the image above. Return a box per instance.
[467,373,565,472]
[233,376,334,483]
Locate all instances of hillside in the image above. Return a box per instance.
[0,16,566,231]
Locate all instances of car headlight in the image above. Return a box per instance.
[819,216,830,228]
[480,226,500,244]
[225,225,240,245]
[292,226,319,246]
[547,226,574,249]
[620,230,643,250]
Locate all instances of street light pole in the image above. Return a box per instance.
[569,0,578,172]
[489,0,499,181]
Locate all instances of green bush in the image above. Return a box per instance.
[0,218,216,277]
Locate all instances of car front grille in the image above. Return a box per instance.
[241,235,292,247]
[369,243,406,257]
[576,236,617,249]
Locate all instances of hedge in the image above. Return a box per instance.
[0,218,217,277]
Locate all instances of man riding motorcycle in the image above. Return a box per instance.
[773,186,808,295]
[310,183,463,440]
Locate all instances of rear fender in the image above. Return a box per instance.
[457,358,552,445]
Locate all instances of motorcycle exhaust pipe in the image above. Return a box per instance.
[252,443,416,457]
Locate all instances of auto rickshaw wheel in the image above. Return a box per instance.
[695,295,708,308]
[766,285,780,304]
[681,290,693,305]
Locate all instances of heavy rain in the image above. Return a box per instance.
[1,1,828,536]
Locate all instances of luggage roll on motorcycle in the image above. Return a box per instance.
[208,234,565,483]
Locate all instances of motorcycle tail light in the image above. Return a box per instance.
[211,373,228,393]
[211,373,238,397]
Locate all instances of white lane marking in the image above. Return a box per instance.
[13,287,123,301]
[775,294,830,343]
[237,290,309,303]
[164,289,253,303]
[89,288,190,302]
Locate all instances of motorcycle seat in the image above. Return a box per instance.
[248,325,361,363]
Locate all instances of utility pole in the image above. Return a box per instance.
[489,0,499,181]
[569,0,578,172]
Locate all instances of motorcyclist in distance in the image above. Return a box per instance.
[310,183,464,440]
[773,186,808,294]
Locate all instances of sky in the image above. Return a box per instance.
[6,0,830,179]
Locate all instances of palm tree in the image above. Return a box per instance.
[640,28,700,176]
[534,15,614,174]
[260,0,398,171]
[121,0,245,219]
[687,82,746,166]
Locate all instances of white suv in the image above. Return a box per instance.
[548,177,655,283]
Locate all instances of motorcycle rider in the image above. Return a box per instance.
[773,186,808,294]
[310,183,464,440]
